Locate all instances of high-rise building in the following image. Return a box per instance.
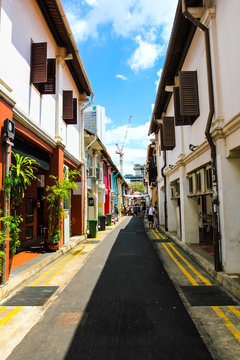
[83,105,106,142]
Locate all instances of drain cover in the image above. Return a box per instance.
[180,286,238,306]
[3,286,58,306]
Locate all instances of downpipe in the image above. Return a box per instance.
[161,150,168,231]
[81,94,94,233]
[182,0,222,271]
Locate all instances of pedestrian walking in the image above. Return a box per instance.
[114,204,119,221]
[148,204,155,228]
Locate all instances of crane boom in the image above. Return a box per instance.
[115,115,132,174]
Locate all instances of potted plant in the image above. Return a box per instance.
[44,170,80,251]
[2,153,38,270]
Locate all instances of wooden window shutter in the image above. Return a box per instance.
[63,91,73,121]
[31,42,47,84]
[65,98,77,125]
[38,59,56,94]
[160,117,175,151]
[179,71,200,119]
[173,87,192,126]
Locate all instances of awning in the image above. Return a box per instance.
[13,136,50,171]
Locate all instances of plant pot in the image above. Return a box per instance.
[47,242,59,252]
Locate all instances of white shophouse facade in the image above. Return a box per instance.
[149,0,240,274]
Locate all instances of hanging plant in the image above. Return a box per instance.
[44,169,81,245]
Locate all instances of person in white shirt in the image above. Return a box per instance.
[148,205,155,229]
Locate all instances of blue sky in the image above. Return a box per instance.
[61,0,178,174]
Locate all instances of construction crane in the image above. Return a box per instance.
[116,115,132,174]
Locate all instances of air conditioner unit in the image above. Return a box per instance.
[96,168,103,180]
[88,167,95,178]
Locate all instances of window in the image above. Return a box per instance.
[206,168,212,190]
[189,176,193,193]
[160,117,175,151]
[174,71,200,125]
[196,172,202,192]
[31,42,47,84]
[37,59,56,95]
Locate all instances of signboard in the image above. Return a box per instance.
[88,197,94,206]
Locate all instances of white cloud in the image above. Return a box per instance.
[105,121,151,174]
[128,35,163,71]
[105,116,112,124]
[63,0,178,45]
[155,68,163,91]
[115,74,128,81]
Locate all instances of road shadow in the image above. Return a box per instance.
[64,217,212,360]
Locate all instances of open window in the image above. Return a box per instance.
[174,71,200,126]
[31,42,56,94]
[160,117,176,151]
[63,91,77,124]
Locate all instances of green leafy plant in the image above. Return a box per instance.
[44,170,81,243]
[3,152,38,212]
[0,229,6,275]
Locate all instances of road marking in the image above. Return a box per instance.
[0,307,23,327]
[168,243,212,286]
[229,306,240,318]
[161,242,199,286]
[31,244,85,286]
[0,307,7,313]
[155,229,166,239]
[150,227,240,344]
[212,306,240,343]
[43,244,91,285]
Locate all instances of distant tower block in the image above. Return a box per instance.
[84,105,106,142]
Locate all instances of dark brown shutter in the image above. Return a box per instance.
[31,42,47,83]
[63,91,73,121]
[38,59,56,94]
[65,98,77,125]
[179,71,200,119]
[160,117,175,151]
[173,87,192,126]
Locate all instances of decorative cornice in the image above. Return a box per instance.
[0,83,16,108]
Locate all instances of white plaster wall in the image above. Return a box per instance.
[0,0,56,124]
[0,0,82,160]
[62,66,80,159]
[213,0,240,124]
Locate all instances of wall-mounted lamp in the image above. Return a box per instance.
[169,164,174,169]
[189,144,198,151]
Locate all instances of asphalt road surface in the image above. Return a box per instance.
[7,217,212,360]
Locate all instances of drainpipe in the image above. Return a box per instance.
[161,150,168,231]
[81,94,94,233]
[182,0,222,271]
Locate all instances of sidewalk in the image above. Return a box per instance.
[0,217,125,303]
[156,223,240,302]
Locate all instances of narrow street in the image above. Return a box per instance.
[5,217,214,360]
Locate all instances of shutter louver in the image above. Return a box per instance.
[31,42,47,84]
[65,98,77,125]
[63,91,73,121]
[174,87,192,126]
[179,71,200,120]
[160,117,175,151]
[38,59,56,94]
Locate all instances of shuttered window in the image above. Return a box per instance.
[63,91,73,121]
[65,98,77,125]
[179,71,200,121]
[196,172,202,192]
[189,176,193,193]
[174,87,193,126]
[31,42,47,84]
[206,168,212,190]
[160,117,175,151]
[37,59,56,95]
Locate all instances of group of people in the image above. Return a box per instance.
[113,202,158,229]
